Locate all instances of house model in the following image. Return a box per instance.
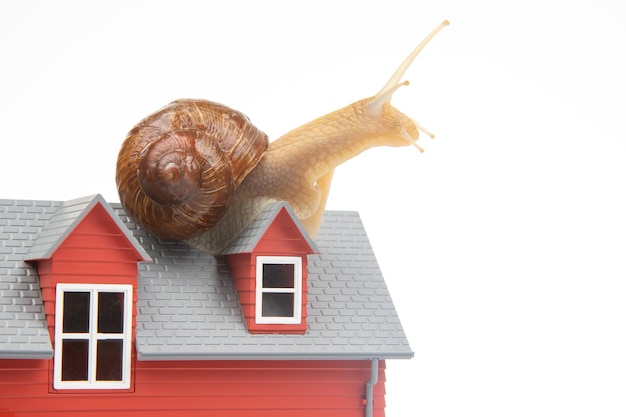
[0,194,413,416]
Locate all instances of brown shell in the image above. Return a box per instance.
[116,99,268,240]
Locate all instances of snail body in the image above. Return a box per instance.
[116,21,449,253]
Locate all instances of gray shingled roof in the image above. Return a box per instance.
[1,196,414,361]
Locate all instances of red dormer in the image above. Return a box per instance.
[220,202,318,334]
[23,195,150,391]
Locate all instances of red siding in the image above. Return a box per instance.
[0,359,387,416]
[228,253,256,320]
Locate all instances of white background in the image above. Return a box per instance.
[1,1,625,416]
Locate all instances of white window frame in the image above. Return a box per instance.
[255,256,302,324]
[54,283,133,390]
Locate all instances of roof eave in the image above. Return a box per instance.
[136,350,415,361]
[0,349,54,360]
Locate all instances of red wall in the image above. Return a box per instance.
[0,359,387,416]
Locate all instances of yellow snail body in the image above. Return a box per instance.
[116,21,449,253]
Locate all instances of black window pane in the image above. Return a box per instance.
[96,340,123,381]
[61,339,89,381]
[262,264,295,288]
[63,292,90,333]
[98,292,124,334]
[262,293,294,317]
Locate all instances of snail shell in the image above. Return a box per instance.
[116,99,268,240]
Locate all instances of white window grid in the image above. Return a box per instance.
[255,256,302,324]
[54,283,133,390]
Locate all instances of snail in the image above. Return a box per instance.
[116,20,449,254]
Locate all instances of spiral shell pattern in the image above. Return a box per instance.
[116,99,268,240]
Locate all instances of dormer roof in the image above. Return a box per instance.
[24,194,150,262]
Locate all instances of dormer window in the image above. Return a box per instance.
[54,284,133,390]
[255,256,302,324]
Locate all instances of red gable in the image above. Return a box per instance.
[253,205,318,255]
